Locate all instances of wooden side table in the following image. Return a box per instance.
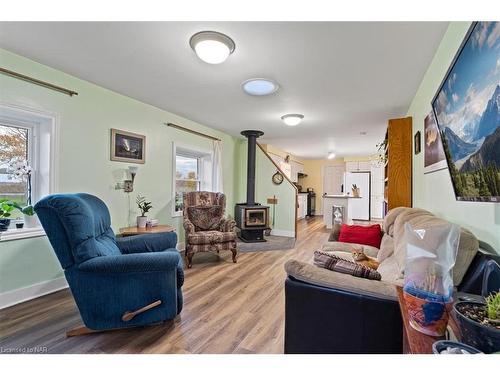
[119,224,175,237]
[396,286,461,354]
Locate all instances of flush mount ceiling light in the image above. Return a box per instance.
[281,114,304,126]
[327,152,336,159]
[242,78,279,96]
[189,31,235,64]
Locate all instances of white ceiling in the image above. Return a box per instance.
[0,22,448,158]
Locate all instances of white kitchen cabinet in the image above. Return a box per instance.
[346,161,371,172]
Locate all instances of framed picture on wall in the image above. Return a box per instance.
[414,131,421,155]
[423,111,447,174]
[110,128,146,164]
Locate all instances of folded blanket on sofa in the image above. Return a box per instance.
[313,250,381,281]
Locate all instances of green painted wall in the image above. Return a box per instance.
[0,48,239,293]
[408,22,500,252]
[234,139,296,233]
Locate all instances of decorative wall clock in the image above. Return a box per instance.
[272,171,284,185]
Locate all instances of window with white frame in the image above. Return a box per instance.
[0,123,32,205]
[0,104,56,237]
[173,144,212,215]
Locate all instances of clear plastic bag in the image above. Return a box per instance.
[402,222,460,336]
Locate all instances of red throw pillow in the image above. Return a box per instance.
[338,224,382,249]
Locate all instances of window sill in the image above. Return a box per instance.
[172,211,183,218]
[0,227,46,242]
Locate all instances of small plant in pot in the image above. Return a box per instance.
[0,199,16,231]
[453,291,500,353]
[136,195,152,228]
[9,161,38,228]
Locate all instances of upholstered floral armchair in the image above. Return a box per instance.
[183,191,237,268]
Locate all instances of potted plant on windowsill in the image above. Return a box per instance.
[9,161,38,228]
[0,199,16,231]
[453,291,500,353]
[136,195,152,228]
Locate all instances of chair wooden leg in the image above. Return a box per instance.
[186,252,193,268]
[231,248,237,263]
[66,325,98,337]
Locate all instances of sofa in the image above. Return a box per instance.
[284,207,500,354]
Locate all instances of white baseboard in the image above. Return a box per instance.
[0,277,68,310]
[271,229,295,238]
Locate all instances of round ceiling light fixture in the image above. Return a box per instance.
[327,152,336,159]
[242,78,279,96]
[189,31,235,64]
[281,114,304,126]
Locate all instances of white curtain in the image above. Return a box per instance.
[212,140,224,193]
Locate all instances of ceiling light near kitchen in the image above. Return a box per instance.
[327,152,336,159]
[242,78,279,96]
[189,31,235,64]
[281,114,304,126]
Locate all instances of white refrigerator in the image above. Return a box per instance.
[345,172,370,220]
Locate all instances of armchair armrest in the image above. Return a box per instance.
[79,252,181,274]
[183,217,195,236]
[116,232,178,254]
[219,217,236,232]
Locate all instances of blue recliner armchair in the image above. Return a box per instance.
[34,193,183,334]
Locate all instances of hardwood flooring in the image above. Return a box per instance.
[0,216,330,354]
[0,216,383,354]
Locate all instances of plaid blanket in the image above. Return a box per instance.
[313,250,381,280]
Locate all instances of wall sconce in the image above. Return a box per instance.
[116,166,138,193]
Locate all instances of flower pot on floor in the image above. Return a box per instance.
[0,219,11,232]
[453,301,500,354]
[137,216,148,228]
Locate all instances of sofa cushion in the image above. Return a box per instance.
[314,251,381,280]
[383,207,410,236]
[338,224,382,249]
[187,205,223,231]
[285,259,398,300]
[187,230,236,245]
[377,233,395,263]
[377,254,403,286]
[321,241,379,258]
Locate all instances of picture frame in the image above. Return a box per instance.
[110,128,146,164]
[423,111,447,174]
[414,131,421,155]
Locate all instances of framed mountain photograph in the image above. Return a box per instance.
[432,22,500,202]
[424,111,447,174]
[110,128,146,164]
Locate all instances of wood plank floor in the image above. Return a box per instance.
[0,216,376,354]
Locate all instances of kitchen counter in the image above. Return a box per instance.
[323,194,362,198]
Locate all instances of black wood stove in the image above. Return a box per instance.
[235,130,269,242]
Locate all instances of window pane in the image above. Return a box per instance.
[175,180,200,212]
[176,155,198,180]
[0,125,28,205]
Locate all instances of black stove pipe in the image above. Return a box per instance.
[241,130,264,206]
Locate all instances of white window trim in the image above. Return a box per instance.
[172,142,213,217]
[0,102,58,242]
